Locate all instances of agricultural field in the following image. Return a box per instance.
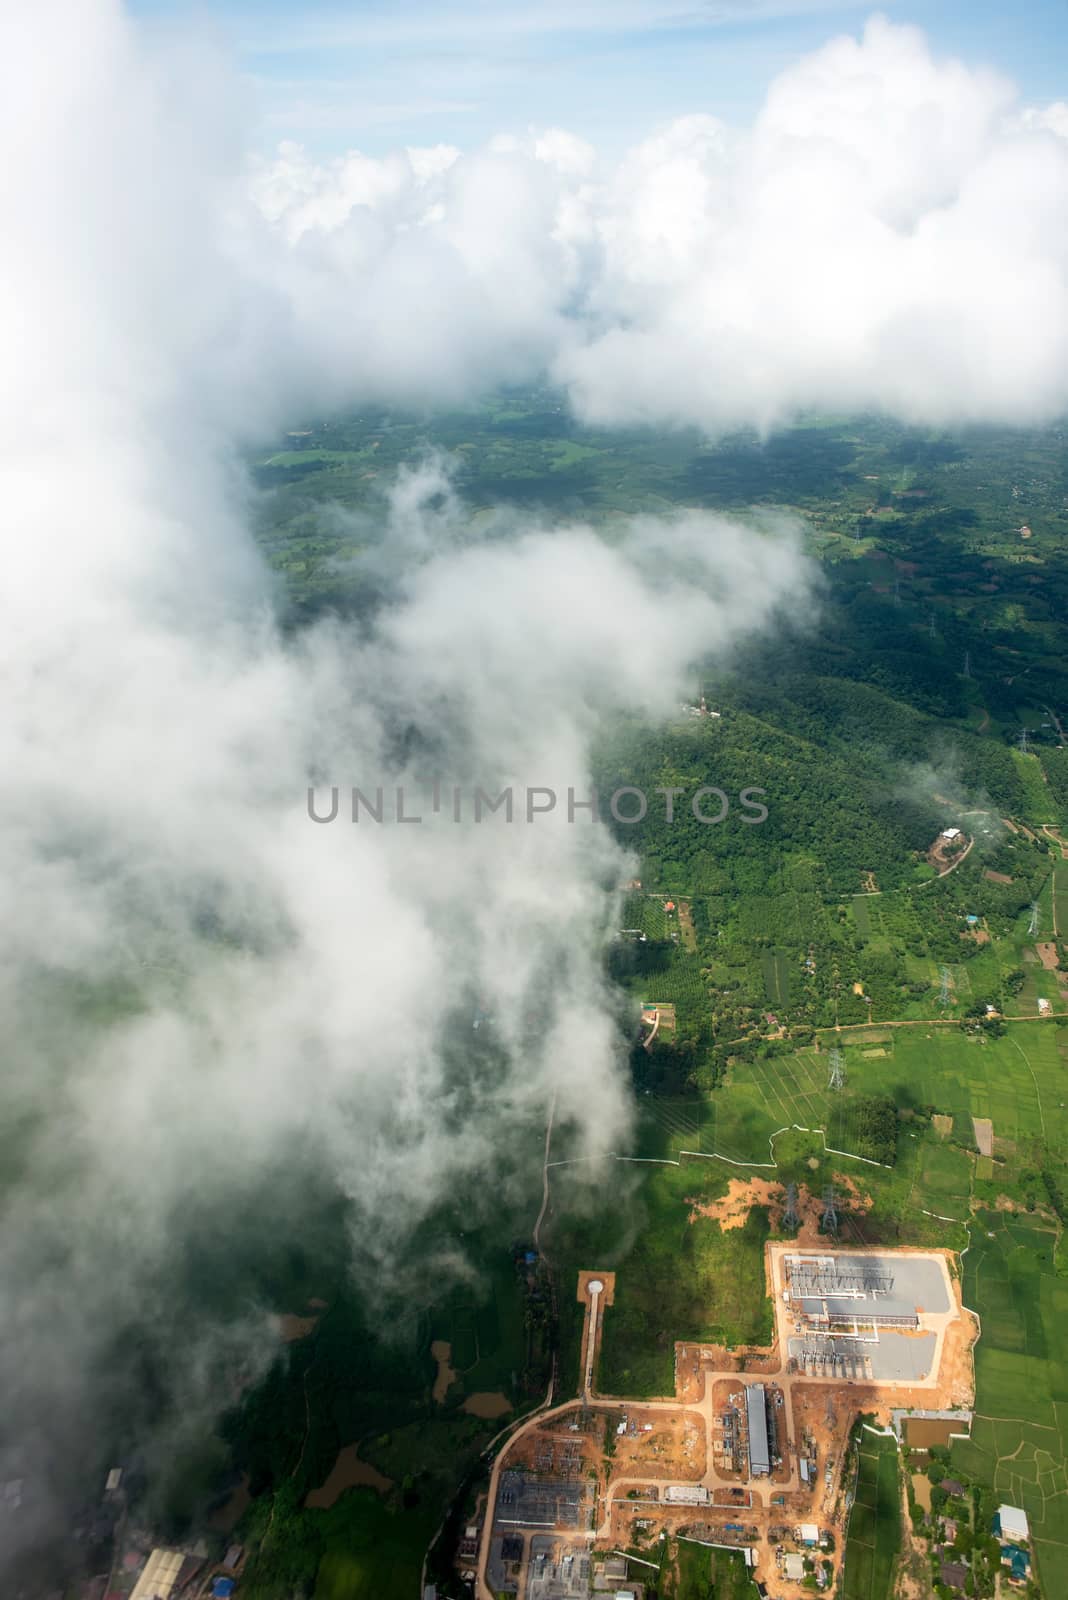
[842,1431,902,1600]
[951,1211,1068,1599]
[229,399,1068,1593]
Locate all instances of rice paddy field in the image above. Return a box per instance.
[952,1210,1068,1599]
[638,1022,1068,1166]
[842,1431,902,1600]
[626,1017,1068,1596]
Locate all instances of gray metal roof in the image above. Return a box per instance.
[746,1384,770,1476]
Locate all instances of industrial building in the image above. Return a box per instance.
[746,1384,771,1477]
[664,1484,710,1505]
[129,1550,185,1600]
[782,1254,949,1332]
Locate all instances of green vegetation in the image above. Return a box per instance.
[842,1430,902,1600]
[233,396,1068,1593]
[550,1160,774,1396]
[952,1211,1068,1598]
[660,1536,761,1598]
[212,1188,548,1599]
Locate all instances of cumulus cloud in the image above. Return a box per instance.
[0,0,810,1570]
[5,0,1065,1567]
[250,16,1068,431]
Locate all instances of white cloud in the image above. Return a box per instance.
[0,0,810,1563]
[4,0,1067,1562]
[557,17,1068,429]
[240,17,1068,431]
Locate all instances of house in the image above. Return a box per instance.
[1002,1544,1031,1583]
[784,1553,806,1581]
[796,1523,820,1545]
[942,828,962,840]
[1038,997,1052,1014]
[942,1517,959,1543]
[940,1561,968,1591]
[996,1503,1030,1541]
[942,1478,965,1498]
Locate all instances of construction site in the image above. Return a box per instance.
[474,1239,977,1600]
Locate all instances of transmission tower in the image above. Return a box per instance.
[963,649,971,678]
[783,1183,800,1233]
[1019,727,1030,755]
[929,614,937,639]
[828,1047,846,1092]
[940,966,952,1010]
[894,577,902,605]
[821,1185,839,1237]
[1029,902,1040,937]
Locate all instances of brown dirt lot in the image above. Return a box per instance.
[576,1269,616,1306]
[973,1117,994,1157]
[463,1392,512,1419]
[688,1178,783,1230]
[1036,942,1061,970]
[431,1339,457,1404]
[609,1409,705,1480]
[305,1446,392,1509]
[274,1312,320,1342]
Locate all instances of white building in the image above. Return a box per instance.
[998,1504,1030,1541]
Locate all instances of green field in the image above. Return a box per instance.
[952,1211,1068,1598]
[842,1432,902,1600]
[313,1494,437,1600]
[228,398,1068,1593]
[661,1537,761,1599]
[549,1159,774,1397]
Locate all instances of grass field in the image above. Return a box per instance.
[842,1432,901,1600]
[761,948,791,1008]
[1054,857,1068,939]
[313,1493,437,1599]
[694,1024,1068,1161]
[952,1210,1068,1599]
[548,1159,773,1397]
[662,1538,760,1599]
[631,1020,1068,1242]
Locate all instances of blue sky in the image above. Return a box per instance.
[131,0,1068,155]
